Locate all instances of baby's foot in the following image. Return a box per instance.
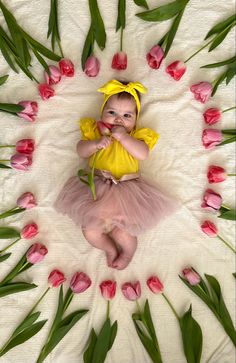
[106,249,118,268]
[112,252,132,270]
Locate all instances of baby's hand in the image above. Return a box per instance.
[111,126,127,141]
[96,136,112,150]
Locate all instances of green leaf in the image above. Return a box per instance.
[89,0,106,50]
[209,23,235,51]
[132,319,163,363]
[226,60,236,84]
[0,226,20,239]
[133,0,149,9]
[205,14,236,40]
[136,0,189,22]
[61,287,74,314]
[0,163,11,169]
[37,309,88,363]
[81,26,94,70]
[143,300,159,345]
[0,282,37,298]
[0,103,24,113]
[0,253,11,262]
[91,318,112,363]
[0,74,9,86]
[164,8,185,57]
[218,208,236,220]
[0,208,25,220]
[0,320,47,357]
[204,274,221,313]
[83,328,97,363]
[179,305,203,363]
[0,2,29,66]
[32,48,50,73]
[116,0,126,32]
[47,0,55,38]
[201,56,236,68]
[233,272,236,279]
[108,321,118,350]
[0,40,18,73]
[205,274,236,346]
[211,71,227,96]
[21,30,61,61]
[0,252,27,285]
[0,26,19,73]
[12,312,41,337]
[14,57,35,81]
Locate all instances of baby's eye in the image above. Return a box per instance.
[108,110,115,115]
[124,113,132,118]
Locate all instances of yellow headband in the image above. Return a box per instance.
[97,79,147,117]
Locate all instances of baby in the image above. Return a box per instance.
[55,80,177,269]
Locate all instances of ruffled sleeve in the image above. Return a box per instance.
[132,128,159,150]
[79,118,98,140]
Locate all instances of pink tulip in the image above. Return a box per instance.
[146,276,164,293]
[17,192,37,209]
[26,243,48,264]
[84,56,100,77]
[10,153,32,171]
[97,121,113,136]
[100,280,116,300]
[202,129,223,149]
[207,165,227,183]
[21,222,39,239]
[70,271,91,293]
[38,83,55,100]
[121,281,141,301]
[190,82,212,103]
[201,220,218,237]
[45,65,61,85]
[17,101,38,122]
[111,51,127,70]
[165,61,186,81]
[201,189,222,211]
[59,58,74,77]
[182,268,201,285]
[203,108,221,125]
[16,139,35,154]
[48,269,66,287]
[146,45,164,69]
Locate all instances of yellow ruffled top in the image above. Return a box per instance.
[79,118,159,179]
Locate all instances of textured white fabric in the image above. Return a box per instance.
[0,1,235,363]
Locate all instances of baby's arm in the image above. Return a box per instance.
[112,126,149,160]
[77,137,112,158]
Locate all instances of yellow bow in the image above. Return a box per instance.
[97,79,147,117]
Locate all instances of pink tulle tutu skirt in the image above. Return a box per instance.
[54,174,179,236]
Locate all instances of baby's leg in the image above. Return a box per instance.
[82,228,118,267]
[109,227,137,270]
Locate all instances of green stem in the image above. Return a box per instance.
[221,204,230,210]
[27,287,50,317]
[18,261,30,273]
[58,40,64,58]
[222,106,236,113]
[0,159,10,162]
[217,235,236,254]
[0,237,21,254]
[184,39,213,63]
[106,300,110,320]
[120,28,123,51]
[0,145,15,148]
[228,173,236,176]
[162,293,180,321]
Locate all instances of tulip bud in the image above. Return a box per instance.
[97,121,113,136]
[121,281,141,301]
[202,129,223,149]
[201,189,222,211]
[146,45,164,69]
[17,192,37,209]
[100,280,116,300]
[147,276,164,293]
[16,139,35,154]
[70,272,91,293]
[166,61,186,81]
[190,82,213,103]
[203,108,221,125]
[48,269,66,287]
[17,101,38,122]
[84,56,100,77]
[45,65,61,85]
[59,59,75,77]
[111,51,127,70]
[201,220,218,237]
[207,165,227,183]
[38,83,55,100]
[182,268,201,285]
[10,153,32,171]
[26,243,48,264]
[21,222,39,239]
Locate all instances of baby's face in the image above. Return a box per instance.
[102,95,137,132]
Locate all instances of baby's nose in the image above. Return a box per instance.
[115,115,123,123]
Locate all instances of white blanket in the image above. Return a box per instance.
[0,1,235,362]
